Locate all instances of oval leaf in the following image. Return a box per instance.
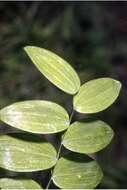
[24,46,80,94]
[73,78,121,113]
[0,100,69,134]
[63,120,114,154]
[0,178,42,189]
[0,134,57,172]
[52,153,103,189]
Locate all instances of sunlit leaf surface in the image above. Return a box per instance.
[0,100,69,134]
[74,78,121,113]
[63,120,114,153]
[0,178,42,189]
[0,134,57,172]
[24,46,80,94]
[53,153,103,189]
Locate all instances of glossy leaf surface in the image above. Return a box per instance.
[24,46,80,94]
[0,178,42,189]
[0,100,69,134]
[52,153,103,189]
[0,134,57,172]
[63,120,114,154]
[73,78,121,113]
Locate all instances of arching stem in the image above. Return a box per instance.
[46,109,74,189]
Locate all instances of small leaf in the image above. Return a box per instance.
[24,46,80,94]
[0,134,57,172]
[52,152,103,189]
[0,100,69,134]
[73,78,121,113]
[63,120,114,154]
[0,178,42,189]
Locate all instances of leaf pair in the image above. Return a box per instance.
[0,101,114,154]
[0,134,103,189]
[0,120,113,171]
[0,135,103,189]
[25,46,121,114]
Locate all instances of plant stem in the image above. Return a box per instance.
[45,109,74,189]
[69,109,74,123]
[46,171,53,190]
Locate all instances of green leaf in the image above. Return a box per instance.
[0,100,69,134]
[62,120,114,154]
[0,178,42,189]
[52,153,103,189]
[73,78,121,113]
[0,134,57,172]
[24,46,80,94]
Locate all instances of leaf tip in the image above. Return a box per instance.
[114,79,122,92]
[24,46,32,54]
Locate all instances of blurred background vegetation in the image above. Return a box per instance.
[0,1,127,188]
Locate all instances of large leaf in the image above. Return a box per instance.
[0,100,69,134]
[0,178,42,189]
[52,153,103,189]
[73,78,121,113]
[0,134,57,172]
[24,46,80,94]
[62,120,114,154]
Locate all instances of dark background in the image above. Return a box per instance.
[0,1,127,188]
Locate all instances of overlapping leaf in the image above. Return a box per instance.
[73,78,121,113]
[52,153,103,189]
[24,46,80,94]
[0,100,69,134]
[63,120,114,154]
[0,178,42,189]
[0,134,57,172]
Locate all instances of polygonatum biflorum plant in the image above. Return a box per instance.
[0,46,122,189]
